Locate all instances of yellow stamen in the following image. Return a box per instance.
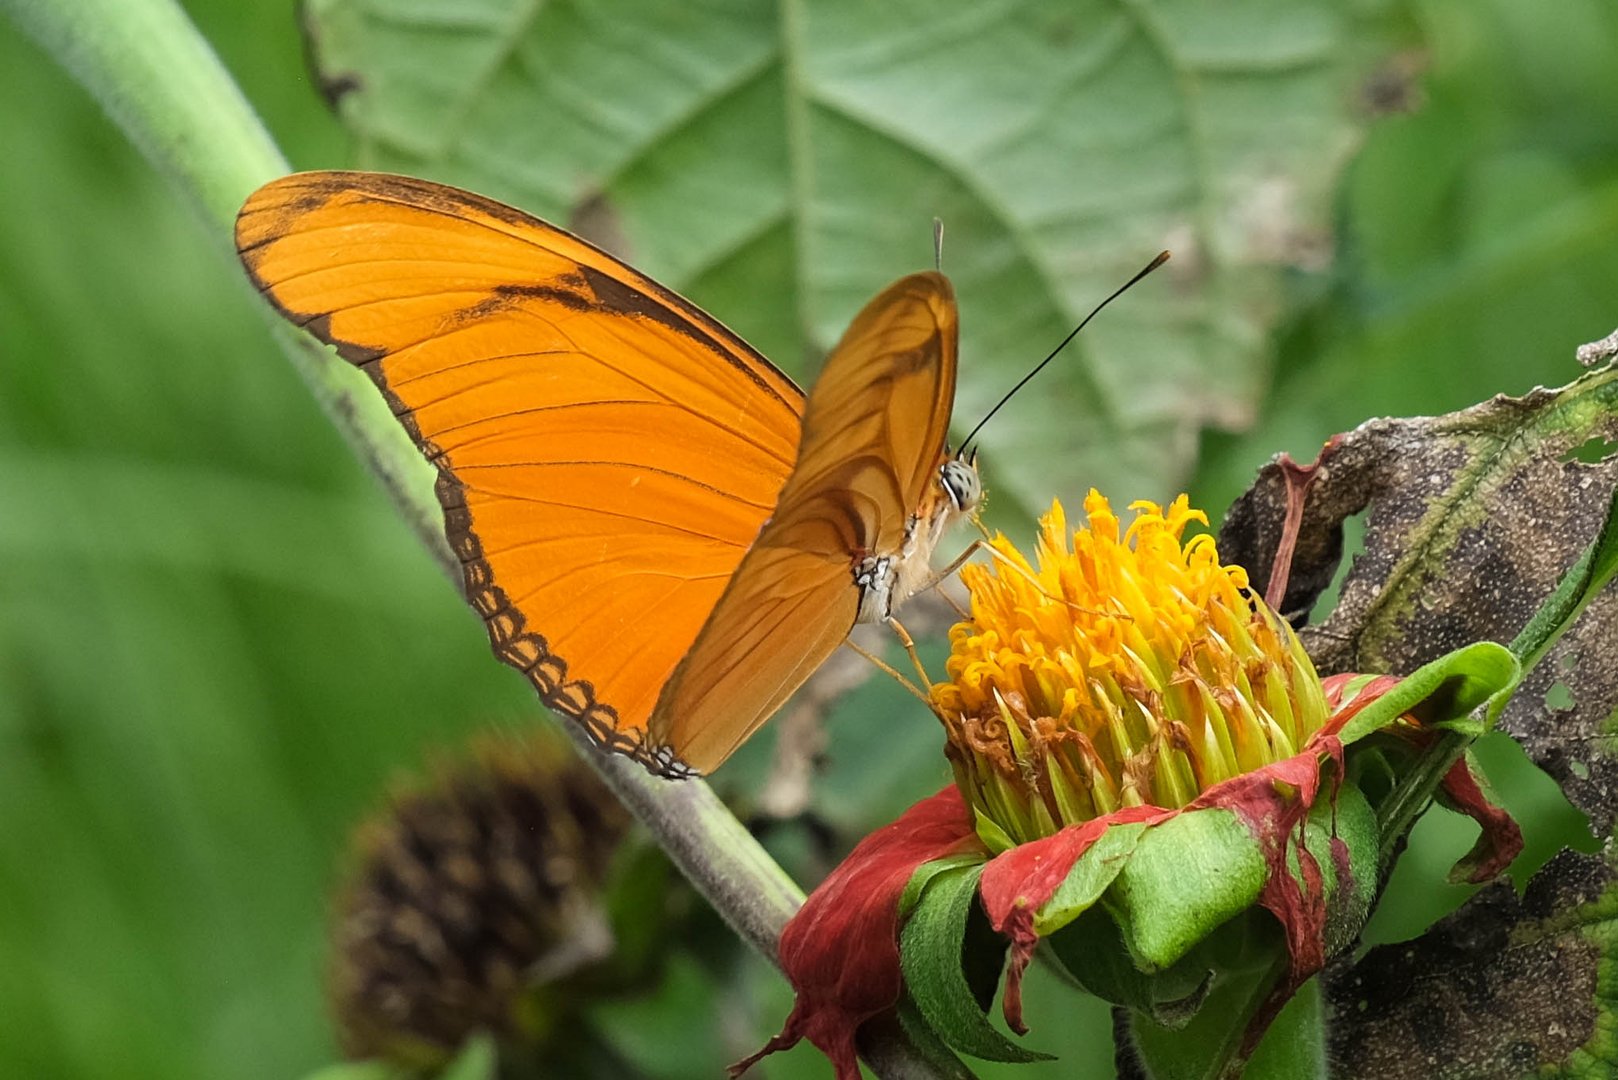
[932,491,1329,845]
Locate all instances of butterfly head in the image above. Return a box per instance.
[939,447,982,517]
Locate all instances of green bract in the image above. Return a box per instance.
[898,640,1519,1066]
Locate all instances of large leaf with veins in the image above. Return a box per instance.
[301,0,1411,510]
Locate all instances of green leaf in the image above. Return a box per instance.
[298,1064,408,1080]
[1324,642,1519,881]
[1105,809,1269,973]
[892,993,979,1080]
[300,1036,493,1080]
[1199,0,1618,538]
[301,0,1412,508]
[437,1035,496,1080]
[1241,978,1327,1080]
[899,862,1052,1064]
[1053,787,1374,1023]
[1334,641,1519,746]
[1304,783,1378,959]
[899,851,989,920]
[1032,821,1149,937]
[1131,969,1325,1080]
[1043,905,1212,1019]
[972,806,1021,857]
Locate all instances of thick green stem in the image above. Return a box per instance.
[1374,732,1469,874]
[6,0,276,226]
[1238,977,1325,1080]
[1127,960,1323,1080]
[5,0,962,1074]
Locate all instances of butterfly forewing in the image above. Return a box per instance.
[650,273,960,774]
[237,171,804,770]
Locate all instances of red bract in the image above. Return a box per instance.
[1441,752,1524,882]
[978,805,1171,1033]
[1199,720,1347,991]
[729,788,981,1080]
[1322,672,1400,717]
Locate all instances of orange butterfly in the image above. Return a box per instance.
[236,172,980,778]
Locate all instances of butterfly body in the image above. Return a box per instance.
[852,454,979,626]
[237,171,977,778]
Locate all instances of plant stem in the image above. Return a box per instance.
[1239,976,1325,1080]
[5,0,962,1074]
[1127,959,1323,1080]
[1374,732,1469,874]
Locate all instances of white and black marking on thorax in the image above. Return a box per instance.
[852,450,982,625]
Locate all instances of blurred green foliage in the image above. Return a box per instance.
[1,1,1614,1078]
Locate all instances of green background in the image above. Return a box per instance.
[1,1,1613,1078]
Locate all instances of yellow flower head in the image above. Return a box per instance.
[931,491,1329,848]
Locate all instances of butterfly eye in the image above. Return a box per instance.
[940,458,981,513]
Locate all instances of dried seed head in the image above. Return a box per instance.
[328,730,629,1065]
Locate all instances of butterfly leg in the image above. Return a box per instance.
[843,635,931,706]
[885,616,936,689]
[912,537,992,600]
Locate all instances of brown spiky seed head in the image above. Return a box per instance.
[328,729,630,1066]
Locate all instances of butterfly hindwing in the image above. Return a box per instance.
[650,273,960,773]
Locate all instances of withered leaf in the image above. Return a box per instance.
[1219,363,1618,834]
[1324,846,1616,1079]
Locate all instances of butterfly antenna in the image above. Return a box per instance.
[960,250,1170,455]
[932,218,945,272]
